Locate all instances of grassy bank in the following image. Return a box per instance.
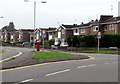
[0,50,5,53]
[77,50,119,54]
[32,51,75,59]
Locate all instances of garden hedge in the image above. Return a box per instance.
[67,34,120,48]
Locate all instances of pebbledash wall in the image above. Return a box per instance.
[118,1,120,16]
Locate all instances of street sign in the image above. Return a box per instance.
[98,32,101,36]
[97,36,101,39]
[42,34,46,38]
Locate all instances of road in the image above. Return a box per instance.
[1,47,119,83]
[1,47,33,69]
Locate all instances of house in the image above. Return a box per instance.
[73,21,95,35]
[46,27,57,41]
[18,29,34,42]
[100,16,120,34]
[2,30,16,42]
[48,24,82,46]
[73,15,117,36]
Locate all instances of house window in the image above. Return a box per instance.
[110,24,115,30]
[62,30,65,34]
[80,28,85,33]
[49,32,52,35]
[104,26,107,31]
[93,26,99,31]
[75,29,78,33]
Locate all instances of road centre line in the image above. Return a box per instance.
[77,66,87,68]
[0,51,22,63]
[112,62,118,64]
[104,63,110,64]
[46,69,70,77]
[87,64,96,67]
[77,64,96,68]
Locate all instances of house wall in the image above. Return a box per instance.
[87,27,91,34]
[117,23,120,33]
[66,30,73,40]
[73,29,79,35]
[90,26,99,34]
[23,33,30,42]
[104,24,116,34]
[61,30,66,40]
[14,32,19,41]
[79,28,88,35]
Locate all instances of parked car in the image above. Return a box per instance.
[51,45,58,49]
[60,42,68,47]
[22,42,33,47]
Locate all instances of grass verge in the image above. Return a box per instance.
[32,51,75,59]
[77,50,120,54]
[0,50,5,53]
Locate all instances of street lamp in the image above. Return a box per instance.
[24,0,46,51]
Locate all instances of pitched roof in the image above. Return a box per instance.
[99,15,113,23]
[61,24,81,29]
[104,16,120,23]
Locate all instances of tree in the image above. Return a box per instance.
[8,22,15,30]
[2,26,8,30]
[2,22,15,30]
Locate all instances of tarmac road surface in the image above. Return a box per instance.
[1,47,119,83]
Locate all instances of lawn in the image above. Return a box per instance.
[77,50,120,54]
[0,50,4,53]
[32,51,75,59]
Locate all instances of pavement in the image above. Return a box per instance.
[0,47,119,83]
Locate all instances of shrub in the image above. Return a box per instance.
[82,34,97,47]
[67,34,120,48]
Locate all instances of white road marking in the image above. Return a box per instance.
[20,79,33,83]
[77,64,96,68]
[104,63,109,64]
[112,62,118,64]
[77,66,87,68]
[87,64,96,67]
[46,69,70,76]
[0,51,22,63]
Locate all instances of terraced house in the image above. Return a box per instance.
[73,15,120,36]
[1,15,120,45]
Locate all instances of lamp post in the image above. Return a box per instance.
[24,0,46,51]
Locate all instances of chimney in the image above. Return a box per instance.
[73,24,77,27]
[81,22,84,25]
[95,19,98,22]
[99,15,113,22]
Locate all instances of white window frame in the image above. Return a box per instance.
[110,24,115,30]
[80,28,85,33]
[104,26,107,31]
[61,30,65,34]
[75,29,78,33]
[93,26,99,32]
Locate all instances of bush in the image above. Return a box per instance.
[82,34,97,47]
[41,40,55,48]
[100,34,120,47]
[67,34,120,48]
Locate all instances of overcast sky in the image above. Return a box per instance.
[0,0,120,29]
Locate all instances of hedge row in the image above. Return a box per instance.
[67,34,120,48]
